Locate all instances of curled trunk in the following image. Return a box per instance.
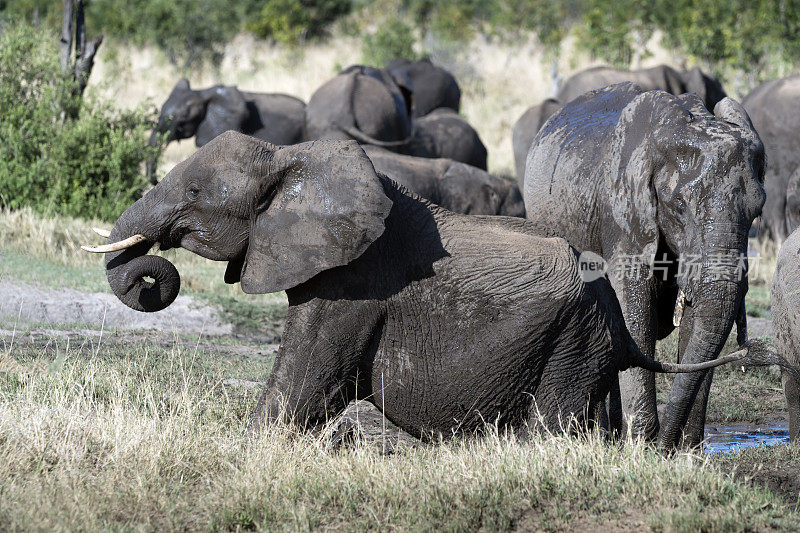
[104,193,180,312]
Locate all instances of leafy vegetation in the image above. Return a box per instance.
[248,0,352,45]
[361,15,419,66]
[0,22,155,222]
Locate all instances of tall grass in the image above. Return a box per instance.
[0,336,797,531]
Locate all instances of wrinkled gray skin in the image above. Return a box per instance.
[771,228,800,442]
[304,65,413,147]
[146,78,305,184]
[404,108,488,170]
[523,83,765,448]
[100,131,729,439]
[385,58,461,118]
[512,98,562,181]
[743,75,800,243]
[512,65,727,182]
[363,146,523,216]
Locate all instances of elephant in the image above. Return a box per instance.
[511,98,562,181]
[743,74,800,243]
[81,131,748,440]
[362,146,523,216]
[403,108,487,170]
[512,65,727,182]
[771,227,800,442]
[523,83,765,448]
[304,65,413,147]
[306,66,486,168]
[385,57,461,117]
[146,78,306,184]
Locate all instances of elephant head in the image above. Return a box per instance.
[88,132,393,311]
[304,65,413,149]
[146,79,249,184]
[605,89,765,446]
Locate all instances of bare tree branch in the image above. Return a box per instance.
[60,0,74,74]
[74,36,104,97]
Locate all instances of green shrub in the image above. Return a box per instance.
[248,0,352,46]
[0,22,155,222]
[361,17,418,66]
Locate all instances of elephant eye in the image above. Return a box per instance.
[186,184,200,200]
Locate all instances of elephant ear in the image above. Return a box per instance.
[195,86,249,145]
[606,91,682,259]
[684,67,727,110]
[240,140,393,294]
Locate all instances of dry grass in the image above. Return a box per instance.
[0,334,797,531]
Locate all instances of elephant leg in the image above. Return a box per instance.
[612,276,659,440]
[784,370,800,442]
[608,375,624,438]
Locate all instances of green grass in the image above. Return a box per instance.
[1,334,798,531]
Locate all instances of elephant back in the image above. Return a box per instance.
[305,66,412,145]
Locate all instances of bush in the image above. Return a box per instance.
[248,0,352,46]
[0,22,155,222]
[361,17,418,66]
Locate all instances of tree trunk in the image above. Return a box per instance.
[60,0,74,74]
[59,0,103,119]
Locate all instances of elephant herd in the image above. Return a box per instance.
[83,58,800,449]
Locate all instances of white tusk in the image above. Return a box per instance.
[92,227,111,238]
[673,289,686,327]
[81,234,147,253]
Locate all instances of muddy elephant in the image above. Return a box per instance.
[771,228,800,442]
[385,58,461,118]
[146,78,305,183]
[512,66,727,182]
[363,146,523,216]
[304,65,413,147]
[743,75,800,243]
[404,108,487,170]
[512,98,562,181]
[82,132,746,439]
[523,83,765,448]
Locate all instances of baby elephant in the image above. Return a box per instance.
[83,132,746,439]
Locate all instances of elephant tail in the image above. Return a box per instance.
[338,124,414,148]
[624,337,795,374]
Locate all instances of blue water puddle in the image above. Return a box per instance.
[704,425,790,454]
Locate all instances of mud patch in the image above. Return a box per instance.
[0,280,232,336]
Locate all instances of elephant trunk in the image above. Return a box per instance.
[659,272,742,448]
[104,190,180,313]
[146,128,166,185]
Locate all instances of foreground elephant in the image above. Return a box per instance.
[83,132,745,439]
[743,75,800,242]
[512,65,727,181]
[385,58,461,117]
[524,83,765,448]
[404,108,487,170]
[146,78,305,183]
[363,146,523,216]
